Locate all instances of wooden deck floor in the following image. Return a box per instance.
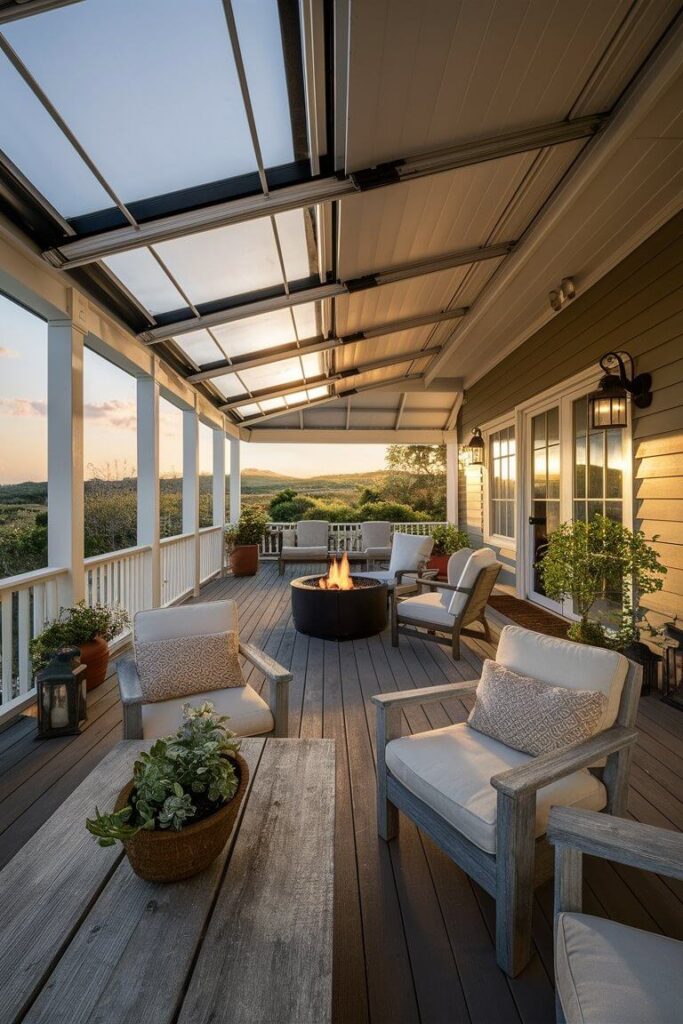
[2,561,683,1024]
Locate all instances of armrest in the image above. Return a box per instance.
[491,726,638,798]
[116,657,144,705]
[371,680,478,710]
[548,806,683,881]
[239,641,292,684]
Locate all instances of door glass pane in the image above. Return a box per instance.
[606,430,624,498]
[547,405,559,445]
[588,432,604,500]
[533,448,547,497]
[547,444,560,499]
[533,412,546,448]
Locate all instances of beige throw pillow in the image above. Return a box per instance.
[134,630,245,703]
[467,659,607,756]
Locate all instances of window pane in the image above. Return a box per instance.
[547,406,559,445]
[588,431,604,498]
[104,249,186,315]
[5,0,258,206]
[532,412,545,449]
[605,500,622,523]
[547,444,560,499]
[606,430,624,499]
[534,449,547,497]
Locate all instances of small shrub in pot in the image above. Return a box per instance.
[428,524,470,577]
[30,602,130,691]
[225,506,268,576]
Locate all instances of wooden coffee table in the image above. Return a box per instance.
[0,737,335,1024]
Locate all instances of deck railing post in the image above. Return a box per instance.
[137,364,161,608]
[446,437,459,524]
[47,290,86,606]
[183,405,201,597]
[213,426,226,575]
[229,436,241,524]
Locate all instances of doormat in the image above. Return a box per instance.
[488,595,570,639]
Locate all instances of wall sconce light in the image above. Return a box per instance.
[461,427,485,466]
[549,277,576,312]
[587,351,652,429]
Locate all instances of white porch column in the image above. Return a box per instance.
[48,307,85,605]
[446,437,459,524]
[137,371,161,608]
[212,429,226,528]
[229,436,241,524]
[183,407,200,597]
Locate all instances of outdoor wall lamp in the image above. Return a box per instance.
[587,351,652,429]
[461,426,485,466]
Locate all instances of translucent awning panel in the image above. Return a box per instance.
[173,330,224,367]
[4,0,259,207]
[275,210,313,281]
[238,355,319,394]
[210,308,299,358]
[104,249,186,315]
[210,373,245,400]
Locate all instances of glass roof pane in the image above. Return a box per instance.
[306,385,329,400]
[210,308,298,358]
[275,210,313,282]
[238,356,305,393]
[286,384,330,407]
[301,352,324,378]
[237,403,260,418]
[232,0,297,168]
[259,397,288,412]
[0,50,110,217]
[4,0,258,207]
[174,330,224,367]
[155,220,282,306]
[103,249,185,315]
[293,303,319,339]
[211,373,244,399]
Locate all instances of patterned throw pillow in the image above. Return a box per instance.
[467,659,607,756]
[134,630,245,703]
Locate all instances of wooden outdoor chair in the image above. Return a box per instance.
[117,599,291,740]
[392,547,501,658]
[548,807,683,1023]
[278,520,330,575]
[372,625,642,977]
[354,531,435,603]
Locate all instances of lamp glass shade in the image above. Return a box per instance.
[465,429,485,466]
[588,377,628,429]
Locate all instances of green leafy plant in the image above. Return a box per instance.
[430,523,470,556]
[225,505,268,547]
[30,601,130,673]
[86,702,241,846]
[537,515,666,647]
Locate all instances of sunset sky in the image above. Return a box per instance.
[0,293,387,485]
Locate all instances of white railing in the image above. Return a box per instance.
[84,545,151,624]
[161,532,196,607]
[0,565,69,719]
[199,525,224,584]
[260,521,446,557]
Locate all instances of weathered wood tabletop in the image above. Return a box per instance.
[0,737,335,1024]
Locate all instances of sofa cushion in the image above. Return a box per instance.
[141,683,273,738]
[467,659,608,756]
[361,521,391,550]
[397,591,455,629]
[556,912,682,1024]
[388,532,434,575]
[296,520,329,547]
[280,545,328,559]
[496,625,629,731]
[134,599,237,643]
[385,723,606,854]
[447,547,497,616]
[135,630,245,702]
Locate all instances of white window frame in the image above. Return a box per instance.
[481,411,517,552]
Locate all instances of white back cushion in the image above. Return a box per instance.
[362,521,391,548]
[496,625,628,730]
[297,520,329,547]
[447,549,473,585]
[448,547,497,616]
[135,599,237,643]
[388,532,434,575]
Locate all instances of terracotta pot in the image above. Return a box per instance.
[230,543,259,576]
[114,754,249,883]
[79,635,109,691]
[427,554,449,578]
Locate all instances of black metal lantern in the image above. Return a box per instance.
[36,647,87,738]
[587,351,652,429]
[661,622,683,711]
[463,427,485,466]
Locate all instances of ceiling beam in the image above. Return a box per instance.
[0,0,84,24]
[394,393,407,430]
[43,116,605,269]
[140,244,507,343]
[242,427,457,444]
[186,305,467,382]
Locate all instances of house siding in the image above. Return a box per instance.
[459,210,683,627]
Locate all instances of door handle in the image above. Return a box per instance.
[528,516,546,526]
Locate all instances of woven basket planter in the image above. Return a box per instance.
[114,753,249,883]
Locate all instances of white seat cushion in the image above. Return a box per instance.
[448,547,497,616]
[385,723,606,854]
[397,591,455,629]
[141,683,273,738]
[496,625,629,731]
[135,599,237,642]
[280,545,328,558]
[388,532,434,574]
[556,912,683,1024]
[364,546,392,558]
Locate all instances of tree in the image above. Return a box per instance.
[382,444,447,518]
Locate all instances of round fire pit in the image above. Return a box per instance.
[291,575,388,640]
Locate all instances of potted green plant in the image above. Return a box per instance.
[225,506,268,576]
[428,524,471,577]
[30,602,130,691]
[86,702,248,883]
[538,515,666,650]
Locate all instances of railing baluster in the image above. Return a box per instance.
[1,592,13,703]
[17,588,30,694]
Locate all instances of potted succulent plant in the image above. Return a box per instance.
[86,702,248,883]
[225,506,268,576]
[30,602,130,691]
[428,524,471,577]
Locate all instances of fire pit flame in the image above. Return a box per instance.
[319,551,354,590]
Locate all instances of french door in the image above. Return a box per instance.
[527,404,562,612]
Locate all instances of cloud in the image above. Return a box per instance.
[0,398,47,417]
[0,346,19,359]
[84,400,137,431]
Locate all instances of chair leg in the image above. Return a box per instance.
[451,625,461,660]
[391,600,399,647]
[278,558,284,576]
[481,615,491,643]
[376,706,400,841]
[496,791,536,977]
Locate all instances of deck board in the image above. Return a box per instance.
[1,560,682,1024]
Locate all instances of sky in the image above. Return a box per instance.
[0,293,388,484]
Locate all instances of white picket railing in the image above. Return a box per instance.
[84,545,151,624]
[199,525,224,584]
[161,532,196,607]
[260,521,446,557]
[0,565,69,720]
